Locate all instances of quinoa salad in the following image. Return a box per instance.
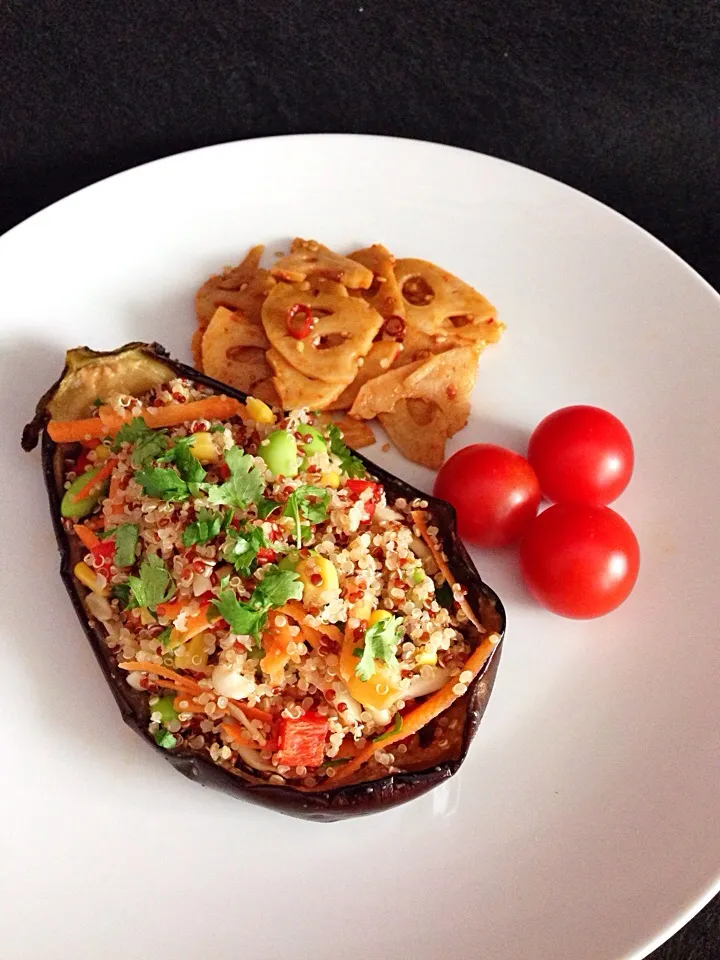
[56,376,498,790]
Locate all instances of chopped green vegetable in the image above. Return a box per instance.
[256,496,279,519]
[297,424,326,458]
[435,582,453,609]
[157,626,173,647]
[182,507,228,547]
[60,466,110,519]
[222,525,267,574]
[211,564,302,639]
[126,554,175,611]
[278,551,299,571]
[373,713,403,742]
[153,729,177,749]
[113,523,139,567]
[134,465,190,501]
[209,423,226,433]
[254,565,303,608]
[328,423,365,478]
[259,429,299,478]
[92,397,104,408]
[283,484,330,544]
[152,695,178,726]
[131,430,169,467]
[160,437,206,485]
[111,582,132,608]
[355,615,403,682]
[212,588,268,638]
[208,446,264,509]
[412,567,425,584]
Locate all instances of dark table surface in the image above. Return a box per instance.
[2,2,719,957]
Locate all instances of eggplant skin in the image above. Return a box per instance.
[24,342,506,822]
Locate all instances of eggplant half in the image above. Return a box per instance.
[23,342,506,822]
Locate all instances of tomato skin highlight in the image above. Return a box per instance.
[433,444,541,547]
[519,503,640,619]
[528,405,634,506]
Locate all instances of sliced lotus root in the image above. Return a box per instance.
[394,258,502,344]
[348,360,425,421]
[201,306,279,406]
[315,413,376,450]
[261,280,384,384]
[402,345,480,436]
[329,340,401,411]
[266,348,345,411]
[271,238,374,289]
[195,245,274,329]
[191,327,205,371]
[379,401,448,470]
[348,244,406,329]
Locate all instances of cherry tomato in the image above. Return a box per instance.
[519,503,639,618]
[528,405,633,506]
[433,444,541,547]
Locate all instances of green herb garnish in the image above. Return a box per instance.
[113,523,139,567]
[153,729,177,749]
[355,615,403,682]
[211,564,302,639]
[182,507,229,547]
[160,437,206,486]
[208,446,264,509]
[328,423,365,478]
[126,554,175,611]
[222,525,268,575]
[112,416,152,451]
[435,582,453,609]
[283,484,329,544]
[157,626,173,647]
[134,466,190,501]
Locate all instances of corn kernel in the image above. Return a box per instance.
[94,444,110,462]
[73,561,109,596]
[297,555,339,606]
[245,396,275,424]
[140,607,155,626]
[188,432,219,464]
[369,609,392,626]
[417,650,438,667]
[175,632,209,670]
[319,470,340,488]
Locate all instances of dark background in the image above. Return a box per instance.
[1,1,719,956]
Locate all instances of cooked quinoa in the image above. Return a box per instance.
[60,377,481,787]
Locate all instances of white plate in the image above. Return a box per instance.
[1,135,719,960]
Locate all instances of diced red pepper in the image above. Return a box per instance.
[285,303,314,340]
[219,462,231,480]
[276,712,329,768]
[345,479,382,520]
[91,538,116,578]
[256,547,278,565]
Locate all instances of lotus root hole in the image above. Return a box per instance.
[402,275,435,306]
[406,397,440,426]
[383,315,406,340]
[313,333,349,350]
[226,346,266,365]
[448,313,475,328]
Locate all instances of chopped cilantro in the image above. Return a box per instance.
[208,446,264,509]
[254,565,303,608]
[328,423,366,478]
[112,416,152,451]
[111,582,132,608]
[209,423,226,433]
[222,525,267,574]
[134,466,190,501]
[355,615,403,682]
[160,437,206,485]
[212,588,268,638]
[257,496,279,519]
[113,523,139,567]
[182,507,228,547]
[435,582,453,609]
[131,430,169,467]
[153,729,177,749]
[211,564,302,639]
[283,484,329,544]
[156,626,173,648]
[126,554,175,611]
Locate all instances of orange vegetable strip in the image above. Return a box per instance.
[156,600,184,620]
[98,405,130,431]
[310,631,501,788]
[172,694,225,717]
[259,614,294,686]
[47,418,110,443]
[118,662,201,693]
[150,679,195,694]
[228,700,274,725]
[141,395,244,429]
[71,458,117,503]
[73,524,101,551]
[220,721,262,750]
[411,510,482,630]
[279,601,344,644]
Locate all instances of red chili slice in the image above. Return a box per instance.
[345,479,382,520]
[285,303,314,340]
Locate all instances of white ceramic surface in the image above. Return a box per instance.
[1,135,719,960]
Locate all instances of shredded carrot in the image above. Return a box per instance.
[279,600,344,645]
[47,395,244,444]
[73,523,100,551]
[259,613,294,686]
[141,395,245,429]
[118,661,201,693]
[156,599,184,620]
[71,457,117,503]
[220,721,262,750]
[411,510,482,630]
[228,700,274,725]
[150,679,195,694]
[308,631,501,789]
[172,694,224,717]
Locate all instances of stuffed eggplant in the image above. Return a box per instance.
[23,342,505,821]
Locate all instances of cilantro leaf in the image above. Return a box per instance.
[208,446,264,509]
[153,729,177,749]
[282,484,329,544]
[161,437,206,485]
[112,417,153,452]
[182,508,227,547]
[111,582,133,608]
[328,423,366,479]
[157,626,173,647]
[131,430,169,467]
[210,423,226,433]
[113,523,139,567]
[254,565,303,608]
[355,615,403,682]
[126,554,175,611]
[212,588,268,638]
[256,496,279,519]
[222,525,268,575]
[134,466,190,501]
[92,397,104,408]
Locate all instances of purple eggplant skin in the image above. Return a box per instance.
[23,342,506,822]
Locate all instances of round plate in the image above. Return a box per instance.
[1,135,719,960]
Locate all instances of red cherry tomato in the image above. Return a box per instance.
[433,444,541,547]
[528,405,633,506]
[520,503,639,618]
